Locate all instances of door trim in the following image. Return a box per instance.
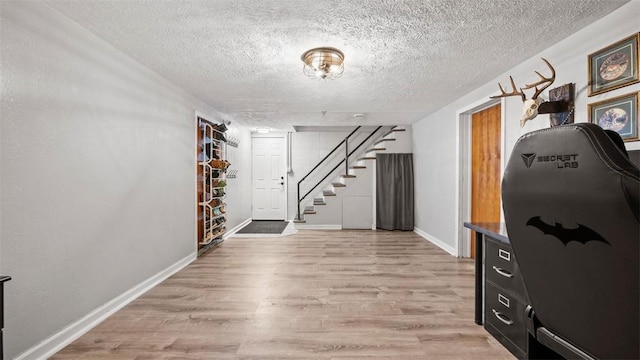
[251,132,288,220]
[455,98,505,257]
[195,110,218,249]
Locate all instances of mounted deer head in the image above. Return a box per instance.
[490,58,556,127]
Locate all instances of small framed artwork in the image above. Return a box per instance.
[588,33,639,96]
[588,92,638,142]
[549,83,575,126]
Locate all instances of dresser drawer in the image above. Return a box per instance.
[485,237,527,301]
[485,281,527,353]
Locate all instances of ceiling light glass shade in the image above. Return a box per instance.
[301,47,344,80]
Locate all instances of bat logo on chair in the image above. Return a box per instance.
[526,216,610,246]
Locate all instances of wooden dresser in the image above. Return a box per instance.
[464,222,528,359]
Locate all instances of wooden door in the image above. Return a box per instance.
[471,104,502,258]
[252,136,286,220]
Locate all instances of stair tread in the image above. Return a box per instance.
[358,157,376,160]
[332,182,346,187]
[303,210,316,214]
[323,190,336,196]
[367,147,386,152]
[350,165,366,169]
[341,174,356,178]
[293,219,306,223]
[377,138,396,142]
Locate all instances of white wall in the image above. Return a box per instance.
[0,2,250,358]
[412,0,640,252]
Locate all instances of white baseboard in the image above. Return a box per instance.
[15,252,197,360]
[293,224,342,230]
[414,227,457,256]
[223,218,252,240]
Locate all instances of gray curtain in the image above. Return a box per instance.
[376,153,414,230]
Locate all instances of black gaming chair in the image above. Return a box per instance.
[501,123,639,359]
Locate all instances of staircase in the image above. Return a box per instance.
[294,126,412,229]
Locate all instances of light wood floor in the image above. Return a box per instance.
[52,230,514,359]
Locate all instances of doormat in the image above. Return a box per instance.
[236,220,289,234]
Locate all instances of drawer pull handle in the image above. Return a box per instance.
[492,266,514,278]
[492,309,514,325]
[498,249,511,261]
[498,293,510,308]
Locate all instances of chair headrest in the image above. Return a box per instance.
[503,123,639,221]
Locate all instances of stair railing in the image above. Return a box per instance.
[296,126,383,220]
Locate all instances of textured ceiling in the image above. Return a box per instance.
[47,0,629,131]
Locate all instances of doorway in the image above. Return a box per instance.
[251,136,286,220]
[470,104,502,258]
[455,99,503,258]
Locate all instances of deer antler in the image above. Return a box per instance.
[522,58,555,100]
[488,58,558,128]
[490,76,526,101]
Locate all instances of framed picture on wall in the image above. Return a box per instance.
[588,33,639,96]
[588,92,638,142]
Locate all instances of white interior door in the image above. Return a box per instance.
[252,136,286,220]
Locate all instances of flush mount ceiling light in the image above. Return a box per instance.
[301,47,345,80]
